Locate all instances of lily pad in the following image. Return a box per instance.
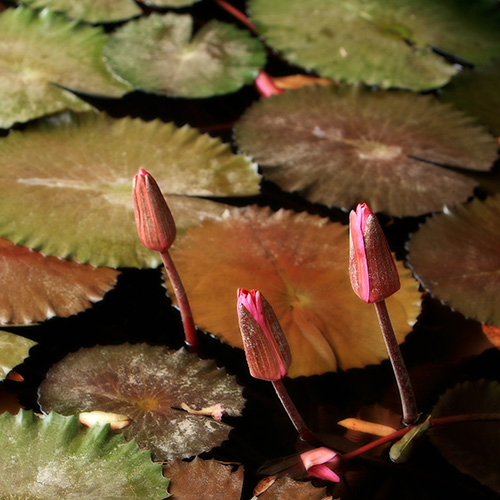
[407,195,500,327]
[0,112,260,268]
[142,0,201,7]
[248,0,500,91]
[104,13,266,98]
[20,0,141,23]
[0,410,169,499]
[430,380,500,493]
[0,7,131,129]
[258,475,329,500]
[0,238,119,325]
[166,206,421,377]
[235,85,497,216]
[38,344,245,460]
[0,331,36,380]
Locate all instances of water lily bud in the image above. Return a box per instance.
[133,168,176,252]
[349,203,400,303]
[237,288,291,381]
[300,446,341,483]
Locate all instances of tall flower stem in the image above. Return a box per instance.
[272,379,322,447]
[160,250,199,353]
[374,300,418,426]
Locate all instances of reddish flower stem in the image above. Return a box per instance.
[160,250,199,353]
[374,300,418,425]
[213,0,257,32]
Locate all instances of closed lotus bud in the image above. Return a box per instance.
[133,168,176,252]
[349,203,400,303]
[300,446,341,483]
[237,288,291,381]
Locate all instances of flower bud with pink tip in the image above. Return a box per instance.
[300,447,341,483]
[349,203,400,303]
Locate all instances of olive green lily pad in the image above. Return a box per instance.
[248,0,500,91]
[0,7,131,129]
[407,195,500,327]
[0,410,169,499]
[235,85,497,216]
[0,112,260,268]
[104,13,266,98]
[20,0,141,23]
[0,331,36,380]
[166,206,421,378]
[142,0,201,7]
[430,380,500,493]
[39,344,245,460]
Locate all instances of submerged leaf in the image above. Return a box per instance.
[0,112,259,268]
[105,13,266,98]
[0,410,169,499]
[166,206,421,377]
[0,331,36,380]
[407,195,500,327]
[0,238,118,325]
[39,344,245,460]
[235,85,497,216]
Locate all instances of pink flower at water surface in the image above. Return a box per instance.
[255,71,284,98]
[237,288,292,381]
[349,203,400,303]
[300,447,341,483]
[133,168,176,252]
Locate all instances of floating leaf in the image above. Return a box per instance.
[482,324,500,350]
[20,0,141,23]
[0,112,259,268]
[430,380,500,493]
[104,13,266,98]
[164,457,243,500]
[0,238,118,325]
[166,206,421,377]
[142,0,201,7]
[0,410,169,499]
[39,344,245,460]
[235,85,497,216]
[407,195,500,327]
[0,331,36,380]
[248,0,500,91]
[0,7,131,129]
[258,475,329,500]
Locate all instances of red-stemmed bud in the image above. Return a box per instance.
[237,288,291,381]
[300,447,341,483]
[133,168,176,252]
[349,203,400,303]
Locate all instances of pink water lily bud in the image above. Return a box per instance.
[237,288,292,381]
[349,203,400,303]
[133,168,176,252]
[300,447,341,483]
[255,70,284,98]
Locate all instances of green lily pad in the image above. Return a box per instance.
[407,195,500,327]
[0,331,36,380]
[248,0,500,91]
[20,0,141,23]
[104,13,266,98]
[39,344,245,460]
[0,7,131,129]
[430,380,500,493]
[235,85,497,216]
[141,0,201,6]
[0,410,169,499]
[0,112,260,268]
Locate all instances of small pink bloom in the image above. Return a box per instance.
[255,71,284,98]
[300,447,341,483]
[133,169,176,252]
[237,288,291,381]
[349,203,400,303]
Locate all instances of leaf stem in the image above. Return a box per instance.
[374,300,418,425]
[212,0,257,32]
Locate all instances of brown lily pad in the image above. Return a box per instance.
[407,195,500,327]
[38,343,245,460]
[167,206,421,377]
[258,475,330,500]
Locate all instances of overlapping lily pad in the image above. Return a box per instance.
[104,13,266,98]
[0,7,131,129]
[407,195,500,327]
[38,344,245,460]
[166,206,421,377]
[0,331,36,380]
[142,0,201,6]
[0,112,260,268]
[249,0,500,90]
[235,85,497,216]
[0,410,169,499]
